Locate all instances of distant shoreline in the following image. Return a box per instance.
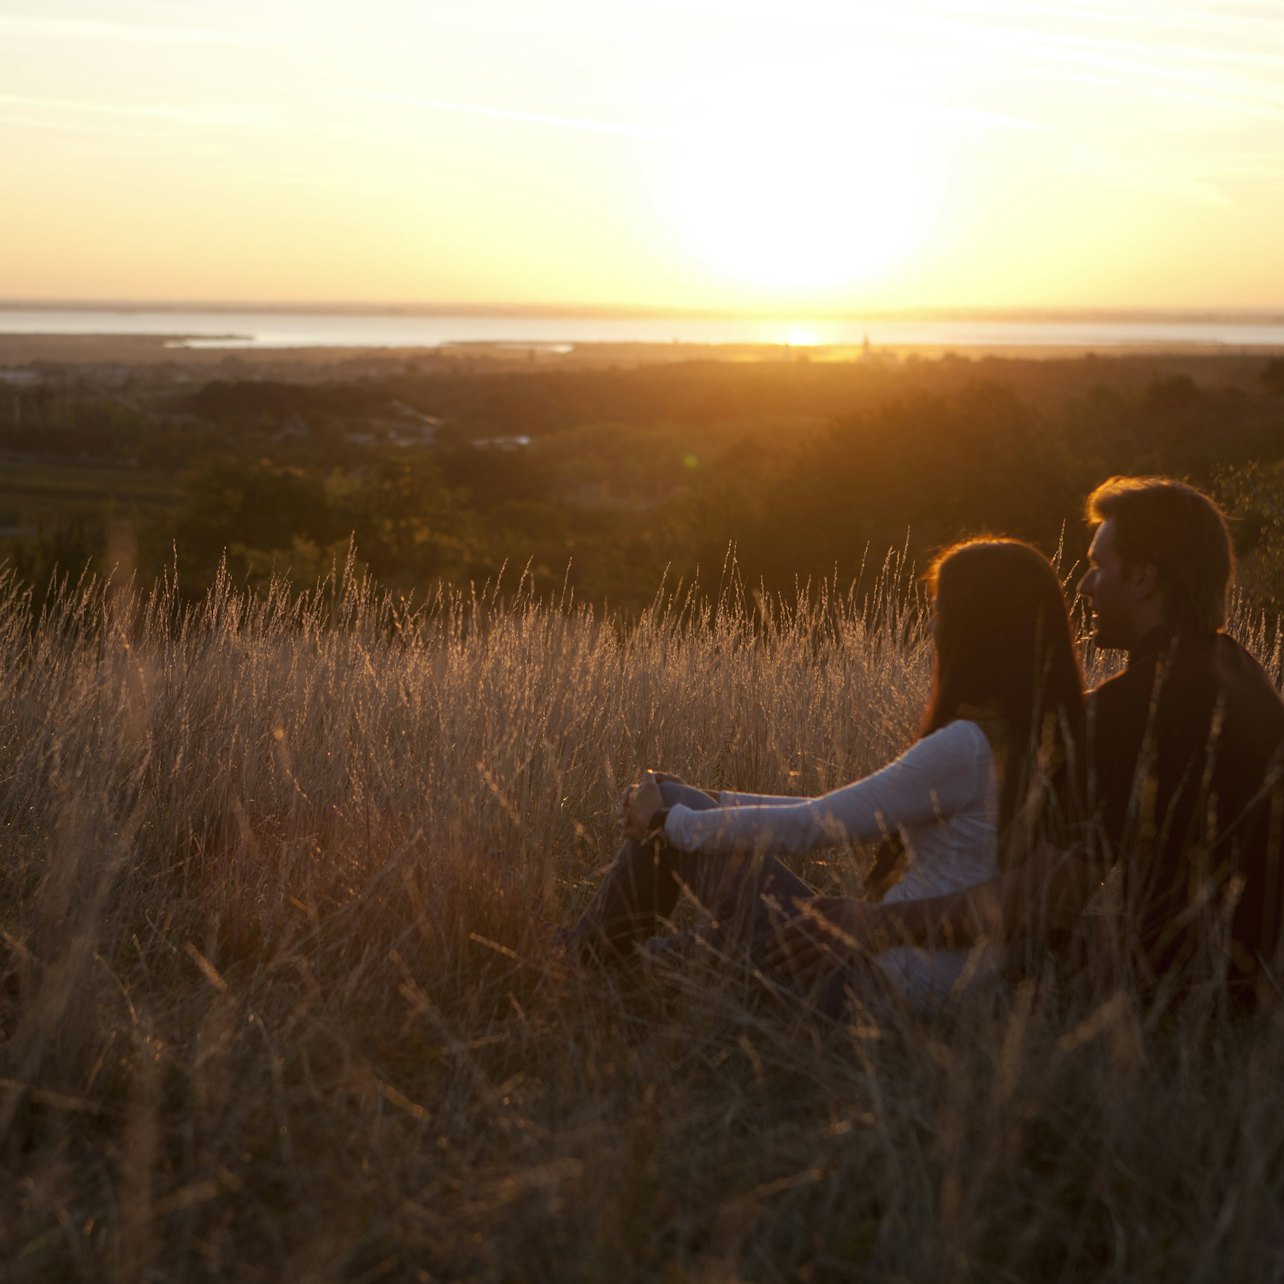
[4,300,1284,325]
[3,332,1284,374]
[5,304,1284,363]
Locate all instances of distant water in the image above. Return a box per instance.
[2,307,1284,351]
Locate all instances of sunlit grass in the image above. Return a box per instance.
[1,555,1282,1281]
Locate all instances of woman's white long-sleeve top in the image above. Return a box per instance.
[663,718,1002,1006]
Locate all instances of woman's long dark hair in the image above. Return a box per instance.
[926,538,1085,862]
[865,538,1085,894]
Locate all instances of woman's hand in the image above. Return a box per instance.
[766,896,874,986]
[620,770,666,839]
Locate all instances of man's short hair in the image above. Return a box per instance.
[1086,476,1233,632]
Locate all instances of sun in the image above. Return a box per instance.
[666,79,936,299]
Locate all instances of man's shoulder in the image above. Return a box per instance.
[1087,630,1284,742]
[1211,634,1284,747]
[1088,632,1281,697]
[1209,631,1284,693]
[1198,632,1284,730]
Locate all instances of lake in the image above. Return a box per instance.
[3,307,1284,351]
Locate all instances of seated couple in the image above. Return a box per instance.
[565,477,1284,1012]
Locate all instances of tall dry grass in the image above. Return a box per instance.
[1,554,1282,1282]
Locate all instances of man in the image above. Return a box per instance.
[773,477,1284,1005]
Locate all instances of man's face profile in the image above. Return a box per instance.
[1079,518,1141,650]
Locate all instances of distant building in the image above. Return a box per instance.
[472,435,531,452]
[381,400,443,446]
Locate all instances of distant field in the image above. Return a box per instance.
[0,455,180,533]
[3,344,1283,612]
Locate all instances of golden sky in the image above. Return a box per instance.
[2,0,1282,312]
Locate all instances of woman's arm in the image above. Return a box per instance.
[664,721,991,857]
[716,789,810,808]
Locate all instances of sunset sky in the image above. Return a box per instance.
[2,0,1282,312]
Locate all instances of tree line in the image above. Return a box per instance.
[3,353,1283,610]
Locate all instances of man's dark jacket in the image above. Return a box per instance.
[1086,627,1284,998]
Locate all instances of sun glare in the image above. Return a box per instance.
[784,327,818,346]
[668,78,936,299]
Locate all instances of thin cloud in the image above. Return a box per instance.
[835,7,1284,121]
[0,93,284,129]
[361,89,1031,148]
[549,75,1036,134]
[604,0,1284,114]
[1065,145,1235,207]
[615,0,1282,43]
[877,12,1284,119]
[1204,148,1284,180]
[1002,34,1284,119]
[362,92,670,140]
[0,113,165,142]
[0,13,276,46]
[1020,0,1284,48]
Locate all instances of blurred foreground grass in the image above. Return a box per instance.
[1,556,1282,1282]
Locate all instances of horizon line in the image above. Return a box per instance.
[4,299,1284,323]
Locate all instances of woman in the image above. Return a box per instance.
[566,538,1085,1012]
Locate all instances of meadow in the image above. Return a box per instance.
[3,553,1283,1283]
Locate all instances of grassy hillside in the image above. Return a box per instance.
[2,559,1282,1282]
